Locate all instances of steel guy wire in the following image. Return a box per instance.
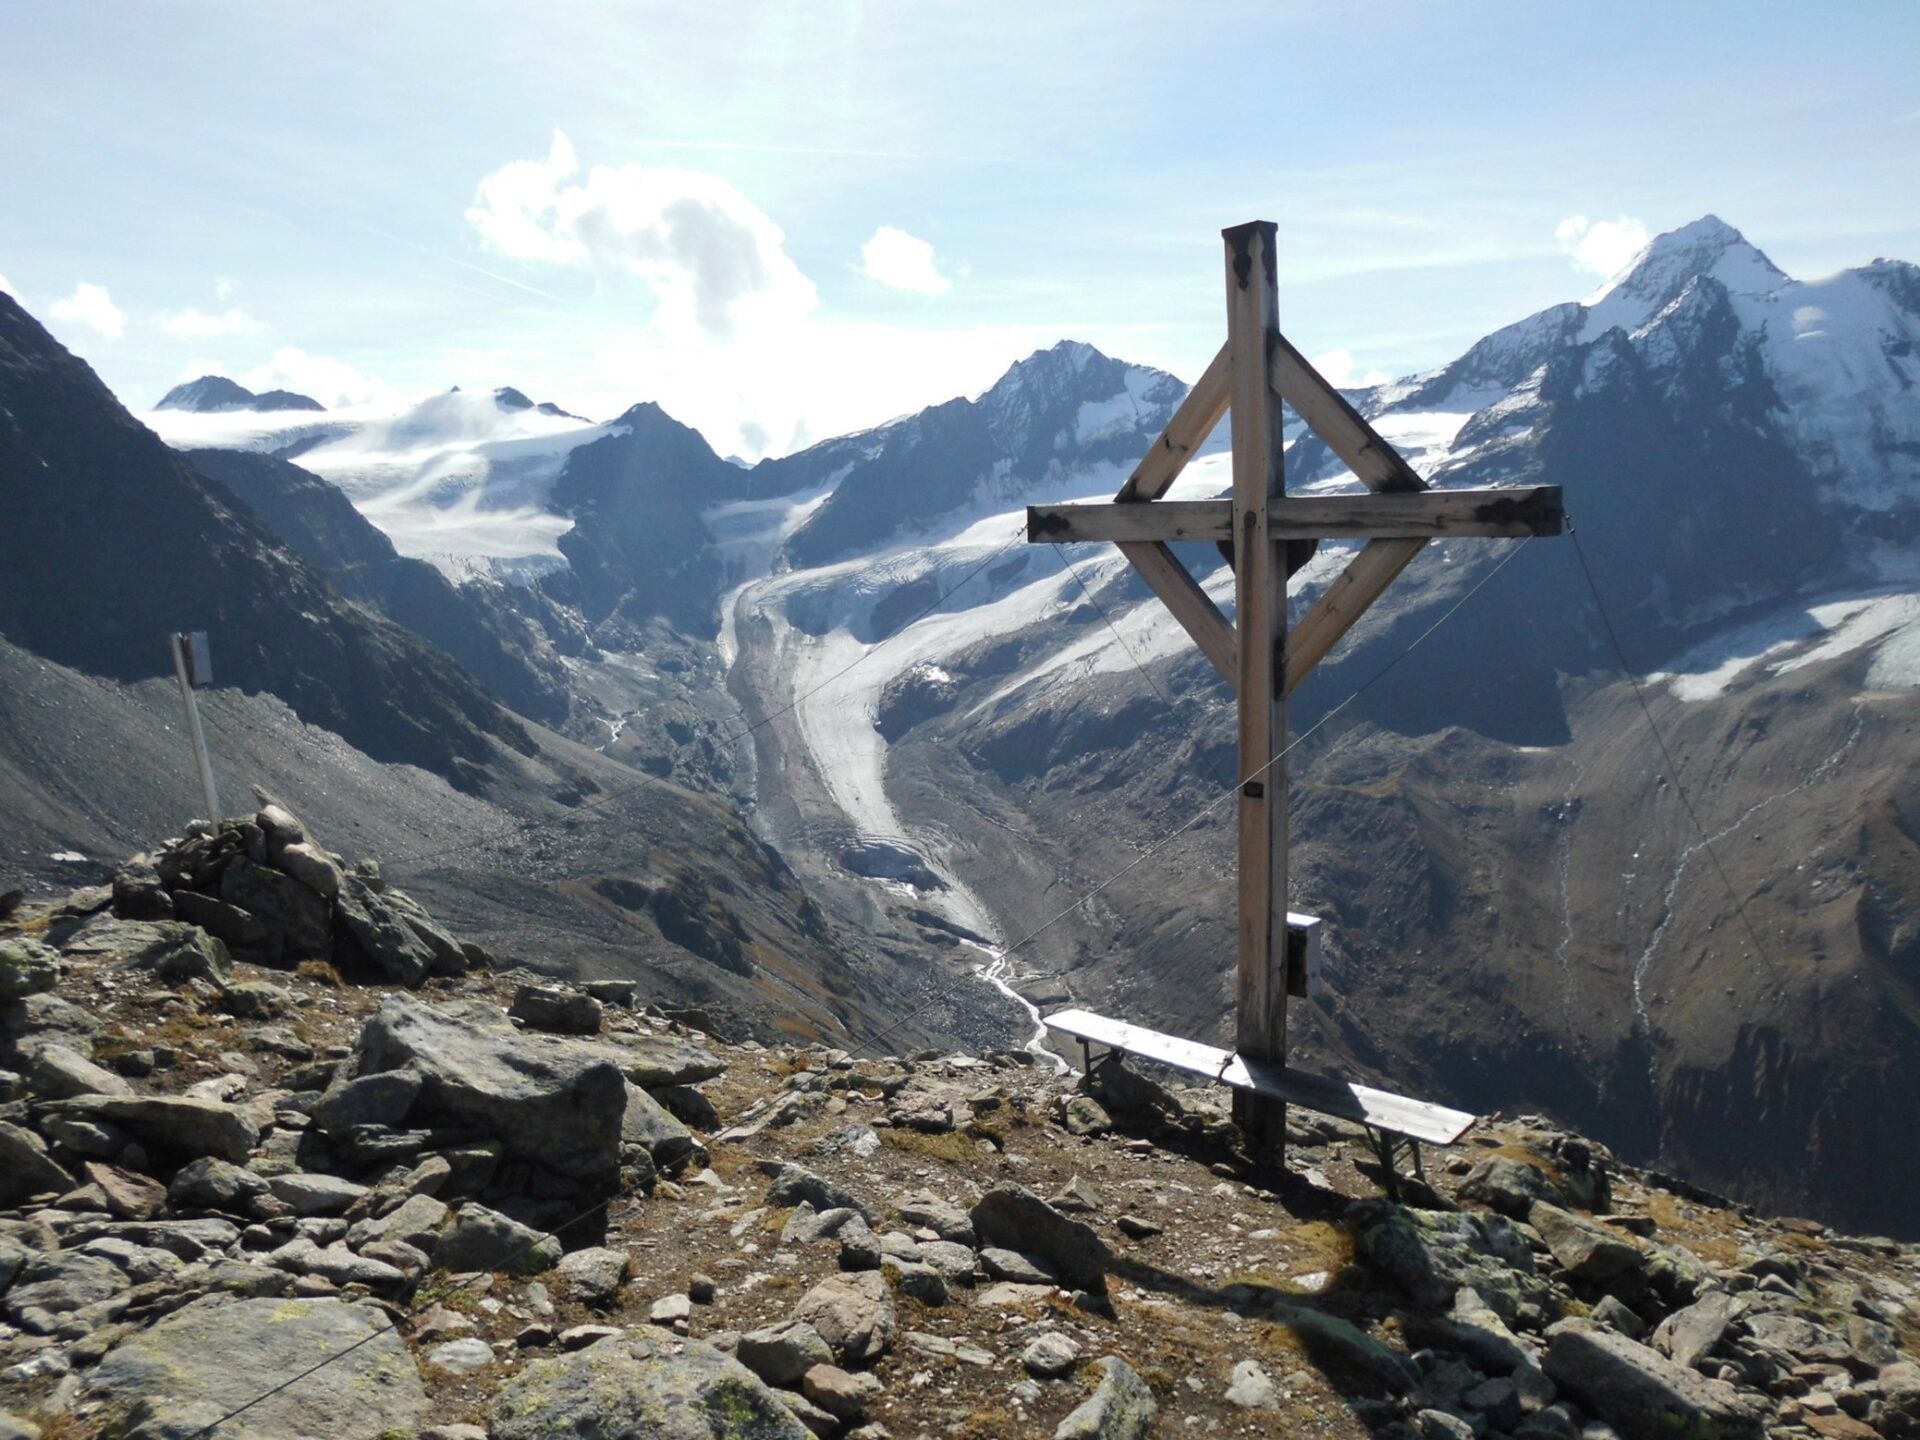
[1567,526,1786,992]
[845,536,1536,1058]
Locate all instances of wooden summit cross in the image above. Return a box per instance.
[1031,221,1564,1163]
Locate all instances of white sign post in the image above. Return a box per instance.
[168,631,221,821]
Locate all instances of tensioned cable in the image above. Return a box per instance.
[846,535,1535,1058]
[1050,542,1238,792]
[1567,527,1785,991]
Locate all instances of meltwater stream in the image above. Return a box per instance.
[963,939,1070,1074]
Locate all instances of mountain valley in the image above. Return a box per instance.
[5,216,1919,1239]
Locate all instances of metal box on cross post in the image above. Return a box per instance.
[1286,911,1322,998]
[177,631,212,687]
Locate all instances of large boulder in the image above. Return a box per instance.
[88,1296,429,1440]
[221,859,332,962]
[489,1325,809,1440]
[0,937,61,999]
[737,1321,835,1387]
[1529,1202,1645,1284]
[332,875,435,986]
[1349,1202,1552,1322]
[765,1163,870,1221]
[0,1122,73,1205]
[311,1068,423,1132]
[511,984,602,1035]
[66,917,234,984]
[1459,1154,1567,1217]
[789,1271,895,1364]
[47,1094,259,1163]
[169,1157,270,1213]
[435,1203,562,1275]
[601,1032,727,1088]
[1,991,98,1067]
[274,842,343,900]
[1544,1318,1762,1440]
[112,857,175,920]
[5,1250,129,1327]
[336,995,627,1183]
[28,1043,133,1099]
[623,1083,697,1169]
[970,1182,1111,1291]
[1053,1355,1157,1440]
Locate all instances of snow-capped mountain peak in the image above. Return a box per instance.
[1582,214,1787,338]
[156,374,325,414]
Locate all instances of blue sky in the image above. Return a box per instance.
[2,1,1915,457]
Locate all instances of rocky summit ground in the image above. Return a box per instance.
[1,804,1918,1440]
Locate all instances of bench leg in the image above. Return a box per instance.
[1363,1128,1423,1201]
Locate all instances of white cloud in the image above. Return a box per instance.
[860,225,951,294]
[161,306,261,338]
[1310,348,1387,389]
[467,129,816,339]
[214,277,237,301]
[1555,213,1651,279]
[0,270,14,297]
[49,281,125,339]
[242,347,396,408]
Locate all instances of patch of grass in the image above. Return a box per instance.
[880,1127,985,1166]
[1287,1219,1356,1270]
[965,1120,1006,1151]
[1775,1231,1827,1253]
[295,958,344,989]
[956,1409,1022,1439]
[413,1279,483,1315]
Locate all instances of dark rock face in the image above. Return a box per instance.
[184,446,572,724]
[0,294,531,787]
[782,341,1184,570]
[551,402,747,639]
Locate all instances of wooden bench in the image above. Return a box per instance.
[1045,1007,1475,1188]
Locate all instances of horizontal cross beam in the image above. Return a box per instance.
[1028,486,1563,545]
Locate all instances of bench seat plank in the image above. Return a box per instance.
[1045,1007,1475,1146]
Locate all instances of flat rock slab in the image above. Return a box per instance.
[490,1324,809,1439]
[1545,1317,1763,1440]
[48,1094,259,1163]
[89,1295,427,1440]
[601,1032,727,1088]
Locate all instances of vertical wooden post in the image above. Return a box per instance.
[1223,221,1288,1153]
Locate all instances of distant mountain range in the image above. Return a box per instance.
[156,374,324,413]
[5,216,1918,1235]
